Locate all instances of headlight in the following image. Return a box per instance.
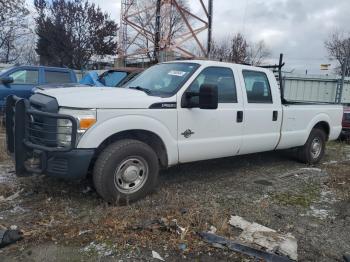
[57,108,97,147]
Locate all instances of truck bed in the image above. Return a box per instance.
[277,103,343,149]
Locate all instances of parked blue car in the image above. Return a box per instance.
[79,68,143,87]
[34,68,144,92]
[0,65,77,111]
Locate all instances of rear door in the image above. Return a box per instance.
[44,69,74,84]
[177,66,244,163]
[238,69,282,154]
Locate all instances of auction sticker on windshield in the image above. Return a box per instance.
[168,70,187,77]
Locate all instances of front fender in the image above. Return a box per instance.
[77,114,179,165]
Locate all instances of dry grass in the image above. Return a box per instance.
[0,129,350,260]
[324,162,350,200]
[0,126,10,162]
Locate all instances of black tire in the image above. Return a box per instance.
[93,139,159,204]
[297,128,326,164]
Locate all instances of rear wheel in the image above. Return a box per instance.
[297,128,326,164]
[93,139,159,204]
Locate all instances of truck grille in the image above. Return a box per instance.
[27,115,59,147]
[6,95,77,153]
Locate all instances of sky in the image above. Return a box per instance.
[26,0,350,74]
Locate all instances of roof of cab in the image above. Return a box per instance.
[11,65,74,71]
[166,59,271,73]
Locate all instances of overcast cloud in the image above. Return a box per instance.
[27,0,350,74]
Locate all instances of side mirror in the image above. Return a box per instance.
[199,84,218,109]
[1,77,14,85]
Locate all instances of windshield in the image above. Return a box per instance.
[100,71,128,87]
[124,63,199,97]
[0,67,13,76]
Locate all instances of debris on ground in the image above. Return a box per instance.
[208,225,217,234]
[82,186,92,194]
[229,215,298,261]
[178,243,187,252]
[0,229,23,249]
[152,250,165,261]
[131,217,186,236]
[0,189,23,202]
[78,229,93,236]
[279,167,324,179]
[199,232,293,262]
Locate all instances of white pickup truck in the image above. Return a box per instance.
[6,60,343,203]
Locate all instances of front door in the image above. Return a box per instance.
[1,69,39,102]
[177,66,244,163]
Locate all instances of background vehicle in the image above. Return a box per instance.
[0,65,76,111]
[6,60,343,203]
[79,67,143,87]
[33,67,144,93]
[341,107,350,139]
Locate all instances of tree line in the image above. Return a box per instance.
[0,0,118,69]
[0,0,349,75]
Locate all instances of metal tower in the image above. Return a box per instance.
[118,0,133,58]
[118,0,213,63]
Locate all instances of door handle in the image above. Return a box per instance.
[237,111,243,123]
[273,111,278,121]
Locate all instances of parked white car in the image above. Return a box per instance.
[6,60,343,203]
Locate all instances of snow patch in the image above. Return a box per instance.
[81,242,114,257]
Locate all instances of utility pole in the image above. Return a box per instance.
[338,56,349,104]
[207,0,213,58]
[154,0,161,63]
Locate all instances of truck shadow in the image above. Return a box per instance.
[160,149,300,184]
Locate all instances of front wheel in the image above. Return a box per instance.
[297,128,326,164]
[93,139,159,204]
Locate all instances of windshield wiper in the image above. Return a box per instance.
[128,86,152,95]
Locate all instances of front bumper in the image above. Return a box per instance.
[44,149,94,179]
[5,95,94,180]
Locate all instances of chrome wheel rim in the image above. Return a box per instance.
[310,137,322,159]
[114,157,148,194]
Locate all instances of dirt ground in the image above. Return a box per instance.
[0,137,349,261]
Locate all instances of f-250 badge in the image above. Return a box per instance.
[181,129,194,138]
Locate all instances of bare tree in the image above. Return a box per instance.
[209,38,231,61]
[229,33,249,64]
[248,40,271,66]
[210,33,270,65]
[325,31,350,76]
[0,0,31,63]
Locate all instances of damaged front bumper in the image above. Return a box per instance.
[5,95,94,180]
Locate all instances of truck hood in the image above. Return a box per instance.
[37,87,163,109]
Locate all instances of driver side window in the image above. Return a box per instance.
[187,67,237,103]
[9,70,39,85]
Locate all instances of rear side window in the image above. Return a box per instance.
[243,70,272,103]
[188,67,237,103]
[9,70,38,84]
[45,71,72,84]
